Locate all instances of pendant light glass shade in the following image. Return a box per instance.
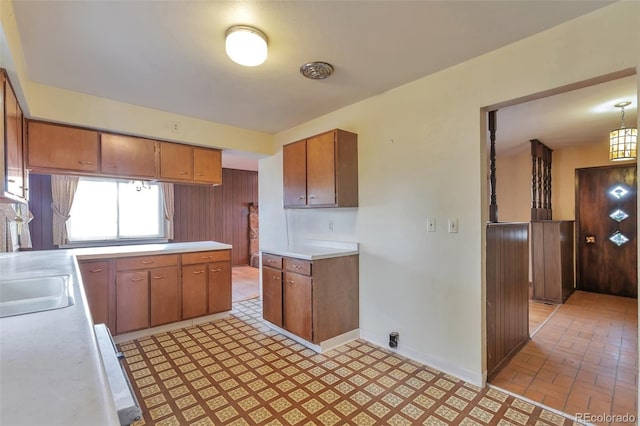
[609,102,637,161]
[225,26,268,67]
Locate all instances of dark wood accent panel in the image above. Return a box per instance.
[576,165,637,297]
[27,174,55,251]
[531,221,574,303]
[486,223,529,380]
[173,168,258,266]
[262,266,283,326]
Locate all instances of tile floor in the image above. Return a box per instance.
[232,266,260,303]
[491,291,638,425]
[120,299,581,426]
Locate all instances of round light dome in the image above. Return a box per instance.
[225,26,268,67]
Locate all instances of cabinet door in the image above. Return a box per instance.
[262,266,283,326]
[283,140,307,207]
[159,142,193,180]
[283,272,312,341]
[27,121,99,172]
[101,133,157,178]
[182,264,208,319]
[208,261,231,314]
[4,79,24,199]
[79,261,110,325]
[116,270,149,334]
[306,131,336,206]
[150,266,180,326]
[193,147,222,184]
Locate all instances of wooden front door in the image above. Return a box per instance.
[576,165,637,298]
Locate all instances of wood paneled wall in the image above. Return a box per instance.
[27,169,258,266]
[486,222,529,380]
[27,174,55,251]
[173,168,258,266]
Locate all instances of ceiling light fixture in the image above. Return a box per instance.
[225,26,268,67]
[609,101,637,161]
[300,62,334,80]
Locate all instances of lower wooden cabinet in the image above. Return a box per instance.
[150,266,179,326]
[261,252,359,344]
[116,270,150,334]
[208,261,231,314]
[78,260,111,327]
[79,249,231,336]
[182,264,208,319]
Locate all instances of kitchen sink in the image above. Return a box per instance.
[0,275,74,318]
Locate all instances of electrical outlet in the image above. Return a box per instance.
[427,218,436,232]
[328,220,334,232]
[448,218,458,233]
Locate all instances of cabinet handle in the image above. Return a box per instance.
[131,277,144,282]
[141,260,155,264]
[210,268,223,272]
[192,270,204,275]
[89,268,104,273]
[153,275,166,279]
[78,161,94,165]
[287,280,295,284]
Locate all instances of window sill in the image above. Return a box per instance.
[60,239,169,249]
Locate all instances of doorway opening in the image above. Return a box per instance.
[484,72,638,419]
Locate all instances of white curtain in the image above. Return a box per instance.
[160,182,174,240]
[51,175,79,246]
[0,203,32,252]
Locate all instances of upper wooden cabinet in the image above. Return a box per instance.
[283,129,358,208]
[101,133,157,178]
[27,121,99,173]
[160,142,222,185]
[25,119,223,185]
[1,71,27,203]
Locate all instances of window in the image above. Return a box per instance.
[67,178,165,243]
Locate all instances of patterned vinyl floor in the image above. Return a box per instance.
[120,299,579,425]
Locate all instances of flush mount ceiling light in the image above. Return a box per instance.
[225,26,268,67]
[300,62,334,80]
[609,101,637,161]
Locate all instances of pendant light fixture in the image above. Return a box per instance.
[225,26,268,67]
[609,101,637,161]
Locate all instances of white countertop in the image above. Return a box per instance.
[0,241,231,426]
[260,240,359,260]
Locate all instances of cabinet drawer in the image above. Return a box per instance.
[116,254,178,271]
[284,258,312,276]
[182,250,230,265]
[262,253,283,270]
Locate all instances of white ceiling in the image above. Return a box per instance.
[11,0,635,169]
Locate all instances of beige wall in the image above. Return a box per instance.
[497,141,636,222]
[260,2,639,385]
